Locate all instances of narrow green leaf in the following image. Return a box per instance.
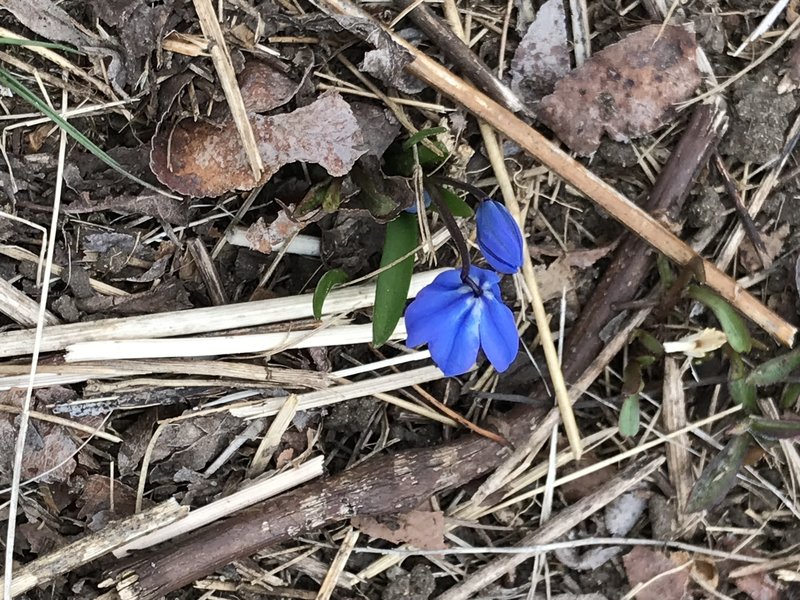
[437,186,474,218]
[416,140,449,168]
[373,213,418,346]
[748,417,800,441]
[656,253,674,287]
[0,67,179,200]
[321,179,343,212]
[688,285,752,354]
[0,38,80,53]
[728,377,757,413]
[631,329,664,356]
[781,382,800,409]
[619,394,640,437]
[746,347,800,387]
[685,433,751,513]
[728,351,757,413]
[402,126,448,150]
[312,269,350,320]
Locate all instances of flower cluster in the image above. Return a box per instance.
[404,198,525,376]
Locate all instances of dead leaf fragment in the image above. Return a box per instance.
[538,25,701,155]
[740,224,790,272]
[559,451,617,503]
[352,510,445,550]
[623,546,690,600]
[734,573,782,600]
[150,91,366,197]
[0,392,77,485]
[511,0,570,105]
[244,211,303,254]
[533,257,575,302]
[238,60,305,113]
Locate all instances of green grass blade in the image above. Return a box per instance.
[746,346,800,387]
[312,268,350,320]
[686,433,751,513]
[402,126,448,150]
[0,67,180,200]
[0,38,80,53]
[373,212,418,346]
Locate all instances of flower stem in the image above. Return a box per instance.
[424,181,479,294]
[428,175,488,202]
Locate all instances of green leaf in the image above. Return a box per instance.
[685,433,751,513]
[0,38,80,53]
[619,394,640,437]
[312,269,350,320]
[688,285,752,354]
[748,416,800,441]
[656,254,674,288]
[0,67,179,200]
[373,213,418,346]
[402,126,448,150]
[728,351,757,413]
[631,329,664,356]
[383,138,450,177]
[746,347,800,387]
[781,382,800,409]
[437,186,473,217]
[350,158,412,220]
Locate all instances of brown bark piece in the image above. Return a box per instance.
[538,25,701,155]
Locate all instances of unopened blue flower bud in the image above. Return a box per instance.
[475,200,524,274]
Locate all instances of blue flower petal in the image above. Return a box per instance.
[405,287,466,347]
[478,291,518,372]
[427,300,481,376]
[426,268,468,291]
[467,265,501,288]
[476,200,524,274]
[403,265,515,376]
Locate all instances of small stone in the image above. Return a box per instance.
[687,188,724,227]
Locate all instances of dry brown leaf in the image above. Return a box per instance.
[623,546,689,600]
[238,60,306,113]
[149,413,244,482]
[244,210,303,254]
[739,224,790,272]
[0,391,78,485]
[734,573,782,600]
[533,257,575,302]
[691,558,719,591]
[510,0,570,105]
[77,475,141,521]
[352,510,445,550]
[150,91,366,197]
[559,451,617,503]
[538,25,701,155]
[274,448,294,470]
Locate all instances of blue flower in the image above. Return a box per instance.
[475,200,524,274]
[404,266,518,376]
[404,190,432,214]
